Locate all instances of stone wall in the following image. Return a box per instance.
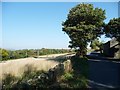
[45,59,72,82]
[27,60,72,85]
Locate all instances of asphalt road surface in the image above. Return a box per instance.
[87,56,120,88]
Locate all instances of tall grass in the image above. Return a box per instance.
[0,57,59,80]
[1,54,89,89]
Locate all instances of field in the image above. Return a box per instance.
[0,53,69,80]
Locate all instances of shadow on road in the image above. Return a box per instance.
[86,53,120,88]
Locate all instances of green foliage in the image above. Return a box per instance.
[60,72,88,88]
[1,49,9,61]
[105,17,120,42]
[61,72,74,81]
[2,70,46,89]
[2,71,87,89]
[2,74,18,89]
[59,56,89,88]
[1,48,72,61]
[71,56,88,77]
[62,3,106,56]
[90,38,103,50]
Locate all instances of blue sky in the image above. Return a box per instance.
[2,2,118,50]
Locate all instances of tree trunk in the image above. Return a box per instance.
[76,50,81,57]
[76,49,87,57]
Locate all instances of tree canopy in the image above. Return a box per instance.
[1,49,9,60]
[90,38,103,51]
[62,3,106,56]
[105,17,120,42]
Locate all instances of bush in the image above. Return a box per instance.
[2,74,19,89]
[60,72,74,82]
[59,72,88,88]
[2,70,46,89]
[71,56,89,77]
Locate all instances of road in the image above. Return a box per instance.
[87,54,120,88]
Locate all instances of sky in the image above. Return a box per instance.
[1,2,119,50]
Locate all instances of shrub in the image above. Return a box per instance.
[60,72,74,82]
[2,70,46,89]
[59,72,88,88]
[71,56,89,77]
[2,74,19,89]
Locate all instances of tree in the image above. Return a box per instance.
[62,3,106,56]
[2,49,9,60]
[90,38,103,51]
[104,17,120,42]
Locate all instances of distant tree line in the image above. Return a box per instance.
[0,48,73,61]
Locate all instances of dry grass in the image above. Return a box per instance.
[0,54,69,80]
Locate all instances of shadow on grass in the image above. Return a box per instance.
[46,53,75,63]
[47,55,67,63]
[59,71,88,88]
[70,56,89,78]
